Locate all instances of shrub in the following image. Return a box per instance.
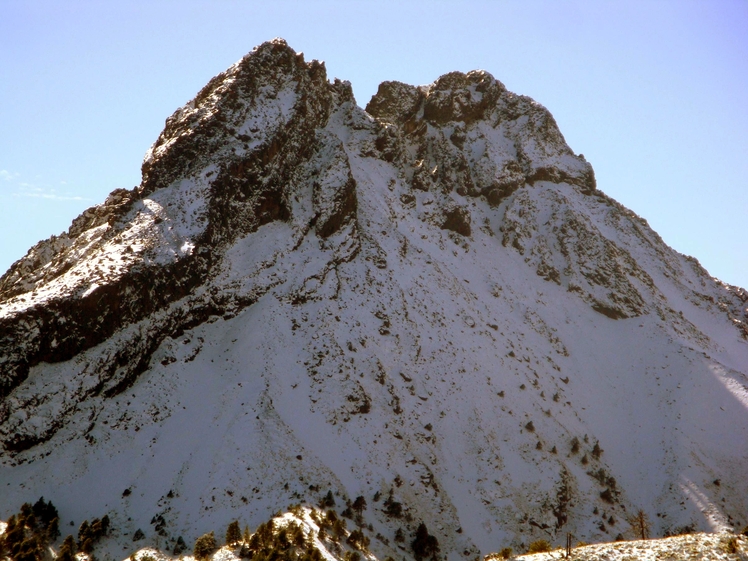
[524,421,535,432]
[570,437,580,454]
[194,531,217,560]
[721,536,739,555]
[527,539,551,554]
[591,441,602,459]
[498,547,512,559]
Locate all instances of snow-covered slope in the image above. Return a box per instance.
[1,39,747,560]
[508,532,748,561]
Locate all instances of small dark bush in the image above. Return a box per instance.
[592,441,602,459]
[722,536,739,554]
[600,489,614,503]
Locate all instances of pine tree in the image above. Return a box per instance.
[320,491,335,508]
[47,517,61,543]
[57,535,76,561]
[173,536,187,555]
[411,523,439,561]
[77,520,90,548]
[5,515,26,559]
[352,496,367,515]
[226,521,241,547]
[628,510,650,540]
[194,531,217,560]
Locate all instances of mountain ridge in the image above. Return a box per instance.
[1,38,747,560]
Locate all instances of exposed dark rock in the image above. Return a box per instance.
[422,71,504,125]
[365,81,424,125]
[441,205,471,237]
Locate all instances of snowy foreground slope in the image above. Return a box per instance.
[1,39,748,560]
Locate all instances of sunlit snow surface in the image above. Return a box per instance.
[1,40,747,561]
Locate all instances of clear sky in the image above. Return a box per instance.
[1,1,746,288]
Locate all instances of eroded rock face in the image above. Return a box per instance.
[0,39,353,400]
[1,39,747,560]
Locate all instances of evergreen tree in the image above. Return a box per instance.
[5,515,26,559]
[411,523,439,561]
[352,496,367,515]
[226,521,242,547]
[320,491,335,508]
[47,517,61,543]
[15,535,40,561]
[194,531,217,560]
[77,520,90,548]
[173,536,187,555]
[19,504,35,530]
[291,525,305,549]
[57,535,76,561]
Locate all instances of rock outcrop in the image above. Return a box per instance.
[1,39,747,560]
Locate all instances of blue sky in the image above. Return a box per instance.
[1,1,747,288]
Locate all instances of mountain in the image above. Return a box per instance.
[1,38,747,559]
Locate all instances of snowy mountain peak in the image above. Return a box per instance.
[1,39,747,560]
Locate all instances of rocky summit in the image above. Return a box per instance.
[1,39,747,560]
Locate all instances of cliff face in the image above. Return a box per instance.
[1,39,747,558]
